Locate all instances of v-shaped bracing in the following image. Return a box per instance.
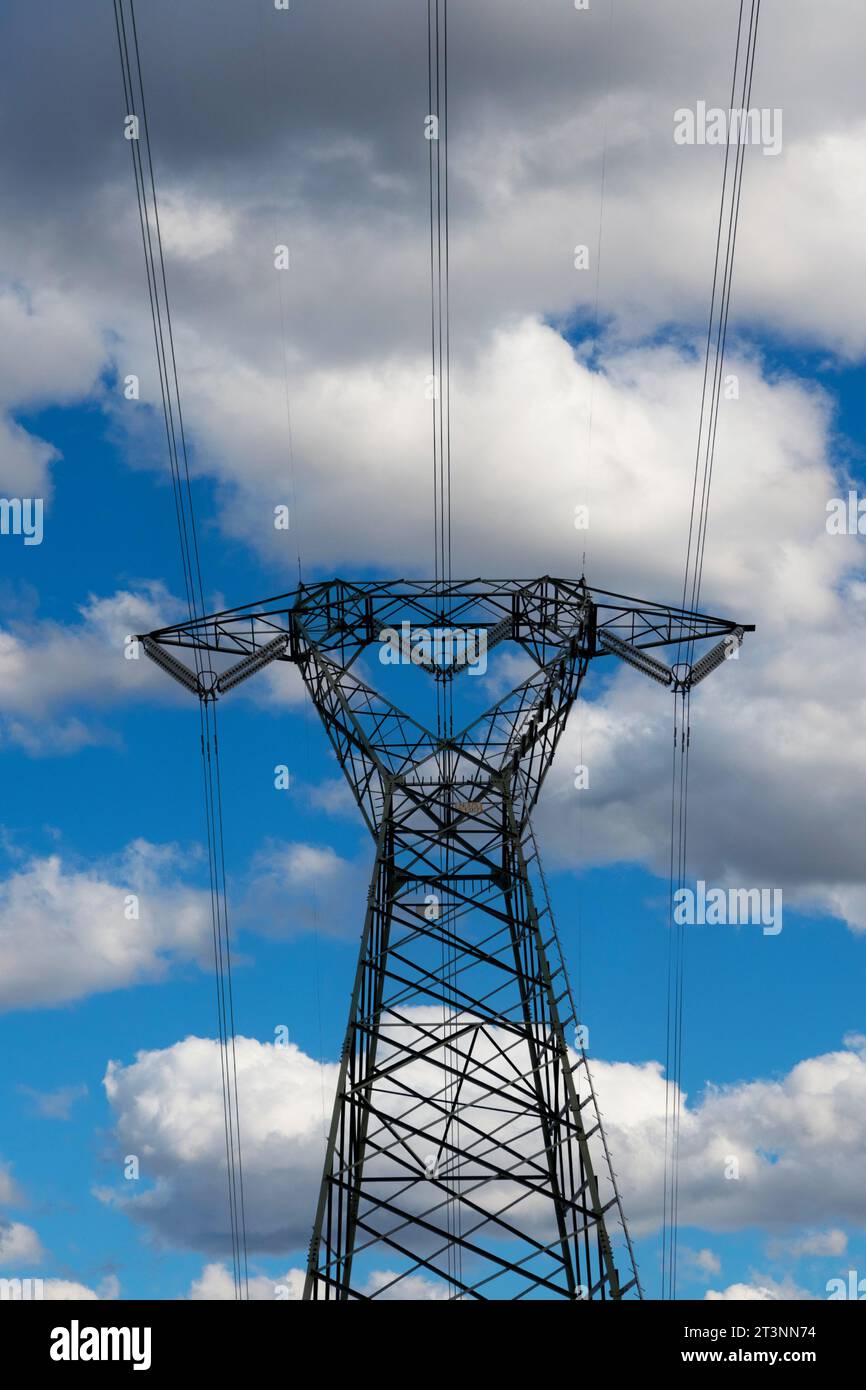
[142,577,752,1299]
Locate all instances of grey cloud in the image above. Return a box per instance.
[100,1028,866,1261]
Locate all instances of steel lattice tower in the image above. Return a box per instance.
[142,576,751,1301]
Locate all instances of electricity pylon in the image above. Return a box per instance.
[141,576,751,1301]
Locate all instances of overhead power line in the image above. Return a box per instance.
[112,0,249,1300]
[663,0,763,1302]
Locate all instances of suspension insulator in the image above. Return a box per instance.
[598,630,673,687]
[688,627,745,687]
[142,637,203,696]
[215,633,290,694]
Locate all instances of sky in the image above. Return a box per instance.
[1,0,866,1301]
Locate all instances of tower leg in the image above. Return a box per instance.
[304,812,395,1299]
[304,780,630,1300]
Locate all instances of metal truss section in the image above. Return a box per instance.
[302,778,636,1300]
[141,577,752,1300]
[145,576,749,670]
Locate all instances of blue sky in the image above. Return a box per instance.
[4,352,865,1298]
[2,0,866,1302]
